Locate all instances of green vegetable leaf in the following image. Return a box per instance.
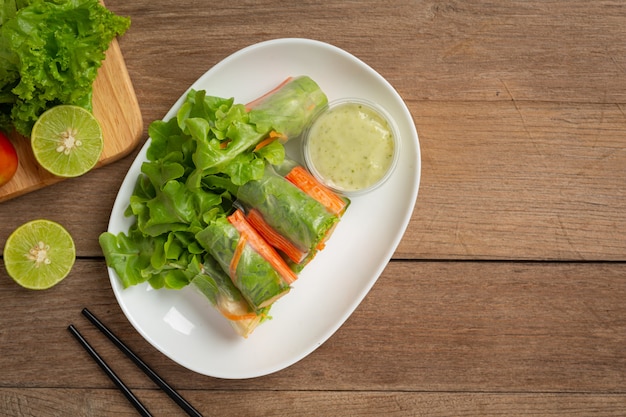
[0,0,130,135]
[141,160,185,189]
[255,138,285,165]
[223,151,265,186]
[99,229,162,288]
[147,118,189,162]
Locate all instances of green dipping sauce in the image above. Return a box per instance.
[306,101,396,193]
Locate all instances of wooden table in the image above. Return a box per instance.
[1,1,625,415]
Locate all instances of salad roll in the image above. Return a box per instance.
[195,210,294,310]
[191,256,270,338]
[246,76,328,139]
[147,75,327,179]
[236,163,349,270]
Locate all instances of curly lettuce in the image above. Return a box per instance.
[0,0,130,136]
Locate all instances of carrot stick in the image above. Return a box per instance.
[229,233,247,280]
[245,77,294,111]
[253,131,286,152]
[218,308,261,322]
[246,208,307,264]
[285,166,348,216]
[228,209,298,284]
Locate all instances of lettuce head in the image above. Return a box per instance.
[0,0,130,136]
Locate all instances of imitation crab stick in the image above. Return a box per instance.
[246,208,307,264]
[285,166,349,216]
[228,209,298,285]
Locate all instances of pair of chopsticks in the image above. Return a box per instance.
[68,308,203,417]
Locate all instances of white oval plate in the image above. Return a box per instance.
[107,38,421,379]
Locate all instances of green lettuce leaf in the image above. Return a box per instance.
[0,0,130,135]
[99,227,205,290]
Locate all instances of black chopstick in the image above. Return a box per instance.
[68,324,153,417]
[81,308,203,417]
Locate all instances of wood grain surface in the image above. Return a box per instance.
[1,1,625,416]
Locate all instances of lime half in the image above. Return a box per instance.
[3,220,76,290]
[31,105,104,178]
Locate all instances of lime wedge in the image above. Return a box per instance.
[31,105,104,178]
[3,219,76,290]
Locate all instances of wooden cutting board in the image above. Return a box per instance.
[0,37,143,203]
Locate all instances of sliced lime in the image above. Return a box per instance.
[31,105,103,178]
[3,219,76,290]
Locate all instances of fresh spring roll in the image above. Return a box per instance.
[246,76,328,140]
[236,163,349,270]
[165,76,327,176]
[195,210,295,310]
[191,256,269,338]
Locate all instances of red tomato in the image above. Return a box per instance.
[0,131,18,186]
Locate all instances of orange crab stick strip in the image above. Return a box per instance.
[246,208,307,264]
[228,209,298,284]
[285,166,349,216]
